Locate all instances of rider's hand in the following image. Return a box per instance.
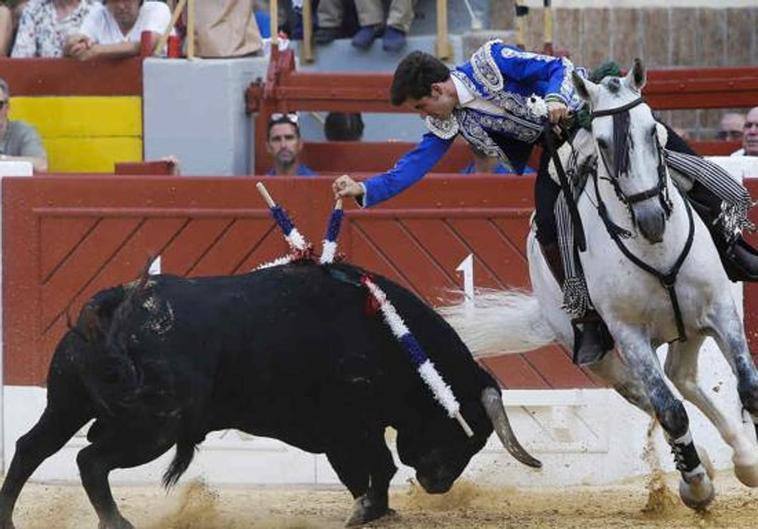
[547,101,569,125]
[333,175,364,200]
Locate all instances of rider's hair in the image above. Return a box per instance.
[390,51,451,106]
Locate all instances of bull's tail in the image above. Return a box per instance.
[438,289,556,358]
[163,440,197,489]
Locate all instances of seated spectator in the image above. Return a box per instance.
[11,0,96,57]
[672,127,691,142]
[0,2,13,55]
[0,77,47,172]
[460,145,530,175]
[718,112,745,141]
[195,0,261,57]
[732,106,758,156]
[313,0,359,44]
[324,112,364,141]
[64,0,170,61]
[266,113,316,176]
[317,0,412,52]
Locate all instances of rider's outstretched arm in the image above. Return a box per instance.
[360,132,455,207]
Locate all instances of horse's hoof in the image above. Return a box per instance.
[733,453,758,487]
[679,472,715,511]
[344,495,392,527]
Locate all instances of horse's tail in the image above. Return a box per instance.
[438,289,556,358]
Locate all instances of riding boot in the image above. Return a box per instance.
[571,310,615,366]
[688,185,758,282]
[539,241,614,365]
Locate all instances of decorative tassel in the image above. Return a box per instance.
[361,275,474,438]
[562,276,591,318]
[255,254,295,270]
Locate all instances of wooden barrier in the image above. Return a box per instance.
[3,175,596,390]
[0,58,144,172]
[246,51,758,174]
[4,176,756,391]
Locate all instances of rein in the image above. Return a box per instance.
[590,97,693,342]
[543,123,586,251]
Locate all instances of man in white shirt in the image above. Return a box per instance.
[732,107,758,157]
[64,0,171,60]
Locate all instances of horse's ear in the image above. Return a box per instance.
[572,71,598,102]
[625,58,646,92]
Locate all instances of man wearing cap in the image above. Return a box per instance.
[266,113,317,176]
[64,0,170,60]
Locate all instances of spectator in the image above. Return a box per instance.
[313,0,357,44]
[64,0,171,61]
[0,77,48,172]
[195,0,261,57]
[672,127,691,142]
[266,113,316,176]
[460,145,518,174]
[0,2,12,55]
[732,106,758,157]
[11,0,96,57]
[324,112,364,141]
[718,112,745,141]
[316,0,413,52]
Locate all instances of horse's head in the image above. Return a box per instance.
[572,59,670,244]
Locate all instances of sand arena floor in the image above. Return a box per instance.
[7,470,758,529]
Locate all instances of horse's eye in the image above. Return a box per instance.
[597,138,608,150]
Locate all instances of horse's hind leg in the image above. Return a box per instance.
[588,350,654,416]
[77,421,177,529]
[614,330,714,510]
[0,405,92,529]
[665,335,757,487]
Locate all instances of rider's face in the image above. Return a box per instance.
[404,83,457,120]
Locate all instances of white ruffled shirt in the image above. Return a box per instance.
[451,75,507,117]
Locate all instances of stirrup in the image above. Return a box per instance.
[571,313,614,366]
[722,239,758,282]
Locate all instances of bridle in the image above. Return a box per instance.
[589,96,694,343]
[590,97,672,216]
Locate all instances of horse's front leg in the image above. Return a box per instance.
[665,334,758,488]
[614,328,715,510]
[705,302,758,484]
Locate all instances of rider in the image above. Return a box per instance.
[333,41,758,364]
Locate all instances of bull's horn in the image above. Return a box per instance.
[481,387,542,469]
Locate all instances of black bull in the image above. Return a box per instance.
[0,262,539,529]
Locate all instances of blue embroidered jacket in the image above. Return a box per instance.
[362,40,587,207]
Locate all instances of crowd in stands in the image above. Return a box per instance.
[0,1,755,176]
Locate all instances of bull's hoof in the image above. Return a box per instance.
[98,516,135,529]
[679,472,715,511]
[344,495,393,527]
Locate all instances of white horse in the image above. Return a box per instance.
[442,59,758,510]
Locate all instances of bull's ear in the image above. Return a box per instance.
[625,58,646,92]
[572,71,598,102]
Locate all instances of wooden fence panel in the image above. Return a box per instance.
[4,176,755,389]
